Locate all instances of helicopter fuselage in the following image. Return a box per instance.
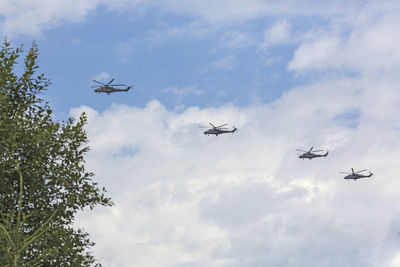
[95,86,131,94]
[204,128,237,136]
[344,173,373,180]
[299,151,329,159]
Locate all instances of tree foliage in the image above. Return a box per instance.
[0,40,112,266]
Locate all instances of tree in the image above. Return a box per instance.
[1,166,58,266]
[0,40,112,266]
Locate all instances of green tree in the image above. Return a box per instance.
[0,40,112,266]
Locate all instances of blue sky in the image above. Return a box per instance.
[3,1,400,266]
[11,3,329,115]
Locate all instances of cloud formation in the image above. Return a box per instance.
[0,0,98,37]
[289,1,400,73]
[69,5,400,264]
[73,68,400,266]
[1,0,365,37]
[3,1,399,266]
[261,20,291,48]
[92,72,112,82]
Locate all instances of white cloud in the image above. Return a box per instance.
[218,31,253,49]
[144,0,364,24]
[73,67,400,266]
[289,1,400,73]
[0,0,99,37]
[109,1,365,54]
[164,85,204,101]
[91,72,112,82]
[145,21,218,44]
[289,36,340,70]
[213,55,235,71]
[0,0,366,38]
[261,20,291,47]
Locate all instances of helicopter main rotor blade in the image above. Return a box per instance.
[308,147,314,152]
[356,169,367,173]
[106,78,115,86]
[93,80,106,85]
[209,123,216,128]
[339,172,351,174]
[91,86,102,88]
[109,84,126,87]
[216,124,228,128]
[351,168,355,173]
[311,150,324,152]
[296,149,307,152]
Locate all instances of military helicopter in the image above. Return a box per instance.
[92,78,132,95]
[200,123,237,136]
[340,168,373,181]
[296,147,329,160]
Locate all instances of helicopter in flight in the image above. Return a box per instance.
[340,168,373,181]
[92,78,132,95]
[296,147,329,160]
[200,123,237,136]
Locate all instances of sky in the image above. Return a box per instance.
[2,0,400,266]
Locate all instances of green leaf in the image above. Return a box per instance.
[0,40,112,266]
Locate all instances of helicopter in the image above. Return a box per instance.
[200,123,237,136]
[296,147,329,160]
[340,168,373,181]
[92,78,132,95]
